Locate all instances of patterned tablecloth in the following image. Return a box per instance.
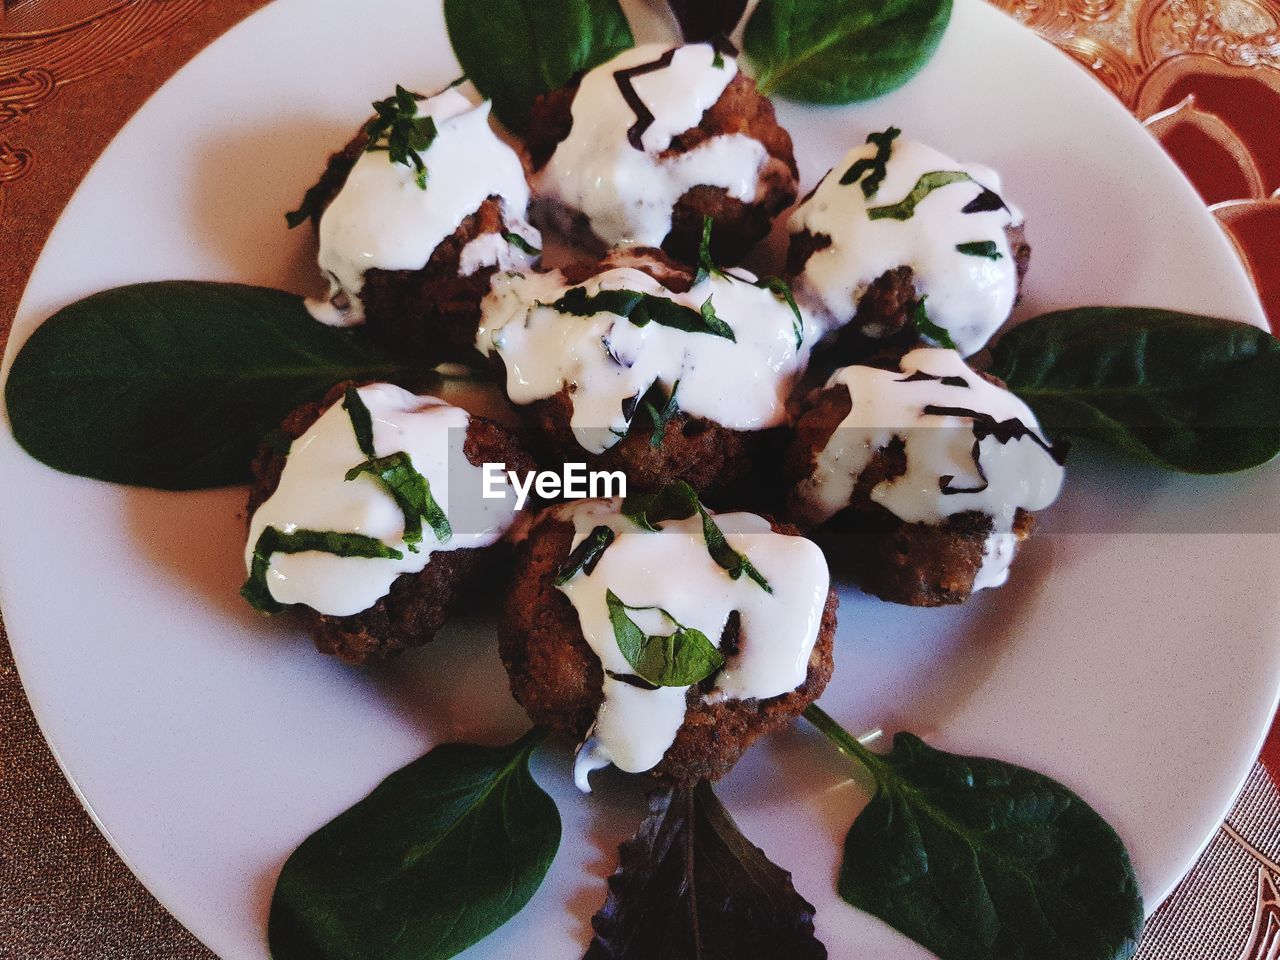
[1,1,1278,957]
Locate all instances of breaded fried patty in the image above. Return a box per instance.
[528,67,798,264]
[786,223,1031,360]
[248,382,536,664]
[297,98,536,365]
[486,247,790,501]
[783,373,1037,607]
[499,509,837,785]
[783,350,1064,609]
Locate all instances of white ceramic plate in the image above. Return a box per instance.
[2,1,1278,957]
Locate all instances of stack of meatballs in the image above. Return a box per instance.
[245,41,1066,789]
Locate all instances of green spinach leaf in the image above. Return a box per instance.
[804,705,1143,960]
[444,0,634,134]
[988,307,1280,473]
[4,282,415,490]
[269,730,561,960]
[743,0,952,104]
[585,781,826,959]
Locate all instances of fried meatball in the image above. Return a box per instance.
[247,381,536,664]
[476,248,811,500]
[784,348,1065,606]
[295,84,539,365]
[500,501,836,785]
[787,131,1029,358]
[527,43,798,265]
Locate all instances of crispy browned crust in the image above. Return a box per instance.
[787,222,1032,361]
[247,381,536,664]
[783,381,1035,606]
[522,389,775,501]
[499,510,837,785]
[527,71,798,265]
[361,197,514,365]
[302,127,527,366]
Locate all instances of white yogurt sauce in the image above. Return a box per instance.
[790,136,1022,356]
[476,265,821,454]
[789,348,1064,590]
[310,87,538,326]
[547,499,829,790]
[245,384,521,616]
[534,43,768,249]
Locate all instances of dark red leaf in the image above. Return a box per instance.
[585,781,826,960]
[667,0,748,43]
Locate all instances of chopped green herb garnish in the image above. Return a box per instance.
[911,297,956,350]
[242,527,403,613]
[839,126,901,198]
[699,295,735,340]
[345,451,451,551]
[554,525,616,584]
[365,85,438,190]
[868,170,972,221]
[712,49,726,69]
[694,216,729,286]
[548,287,736,342]
[605,589,724,687]
[641,380,680,448]
[504,232,541,256]
[758,276,804,348]
[285,181,328,230]
[956,240,1003,260]
[342,386,376,458]
[622,480,772,592]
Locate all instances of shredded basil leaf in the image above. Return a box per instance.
[839,126,900,198]
[868,170,972,221]
[342,386,376,458]
[554,525,616,584]
[623,480,772,592]
[911,297,957,350]
[759,276,804,348]
[605,590,724,687]
[345,451,451,551]
[504,232,542,256]
[365,85,438,190]
[712,48,726,69]
[549,287,737,342]
[694,216,729,286]
[642,380,680,449]
[699,296,735,340]
[956,240,1002,260]
[242,527,403,614]
[285,181,328,230]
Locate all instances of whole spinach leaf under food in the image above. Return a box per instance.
[743,0,952,103]
[585,780,827,960]
[988,306,1280,473]
[444,0,634,134]
[804,706,1143,960]
[269,730,560,960]
[4,282,418,490]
